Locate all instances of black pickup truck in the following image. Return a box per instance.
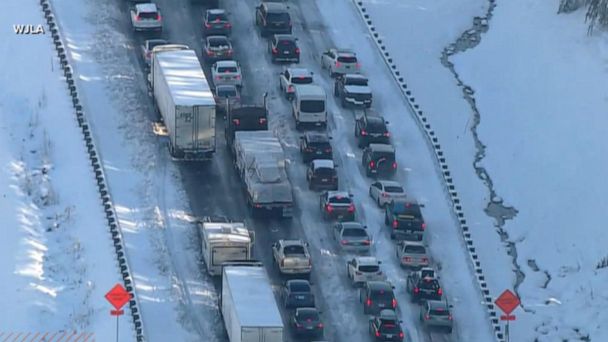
[334,74,372,108]
[385,200,426,241]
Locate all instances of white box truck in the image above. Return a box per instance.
[150,48,216,160]
[199,216,254,276]
[221,263,284,342]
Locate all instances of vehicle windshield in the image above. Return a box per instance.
[267,12,291,23]
[404,245,426,254]
[420,279,440,290]
[394,202,421,215]
[301,100,325,113]
[278,39,296,48]
[208,13,227,22]
[359,265,379,273]
[337,55,357,63]
[371,289,394,300]
[209,38,229,47]
[315,167,335,176]
[140,12,158,20]
[292,76,313,84]
[430,308,450,316]
[289,282,311,293]
[218,66,238,73]
[283,245,305,255]
[367,120,387,132]
[343,228,367,237]
[379,322,400,334]
[374,154,395,164]
[347,77,368,86]
[217,87,237,97]
[329,195,351,204]
[310,141,331,150]
[385,186,404,193]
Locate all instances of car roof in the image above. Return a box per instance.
[295,307,318,314]
[365,115,386,124]
[368,143,395,153]
[378,309,398,320]
[344,74,367,80]
[334,48,355,55]
[355,256,379,265]
[280,239,306,246]
[264,2,289,13]
[146,39,168,44]
[215,84,238,92]
[367,281,393,291]
[295,84,325,97]
[286,279,310,287]
[304,131,329,142]
[207,8,226,15]
[215,60,238,68]
[312,159,334,169]
[136,3,158,12]
[377,180,401,187]
[274,34,296,41]
[427,300,449,311]
[400,240,425,247]
[327,190,350,198]
[207,35,229,42]
[288,68,313,77]
[340,222,364,229]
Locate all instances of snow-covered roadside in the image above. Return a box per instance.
[0,0,132,339]
[49,0,222,341]
[452,2,608,340]
[357,0,516,323]
[312,0,496,340]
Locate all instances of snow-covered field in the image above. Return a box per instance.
[0,0,132,340]
[453,1,608,340]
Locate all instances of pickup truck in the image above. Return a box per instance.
[130,3,162,32]
[385,200,426,241]
[334,74,372,108]
[272,239,312,277]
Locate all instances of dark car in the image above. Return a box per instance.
[290,307,324,337]
[282,279,315,309]
[360,281,397,315]
[225,94,269,152]
[362,144,397,178]
[369,309,405,341]
[307,159,338,191]
[320,191,355,221]
[203,9,231,36]
[269,34,300,63]
[407,268,443,303]
[203,35,233,63]
[355,114,390,148]
[300,132,332,163]
[385,200,425,241]
[255,2,292,37]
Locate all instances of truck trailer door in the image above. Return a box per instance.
[241,327,261,342]
[175,105,196,151]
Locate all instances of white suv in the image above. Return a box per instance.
[346,256,385,286]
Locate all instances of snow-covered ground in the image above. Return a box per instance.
[48,0,223,341]
[453,1,608,340]
[0,0,132,340]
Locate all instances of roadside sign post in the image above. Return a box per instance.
[495,289,520,342]
[105,284,131,342]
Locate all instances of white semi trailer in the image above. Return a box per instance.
[220,263,284,342]
[149,48,216,160]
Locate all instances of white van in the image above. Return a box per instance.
[292,84,327,130]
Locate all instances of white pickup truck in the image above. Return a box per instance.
[272,240,312,277]
[130,3,162,32]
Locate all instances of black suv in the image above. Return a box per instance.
[360,281,397,315]
[255,2,292,37]
[407,269,443,303]
[369,309,404,341]
[307,159,338,191]
[355,114,390,148]
[269,34,300,63]
[203,9,231,36]
[385,200,425,241]
[300,132,332,163]
[362,144,397,178]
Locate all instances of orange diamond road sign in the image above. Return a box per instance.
[495,289,520,315]
[105,284,131,310]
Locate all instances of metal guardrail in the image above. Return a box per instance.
[38,1,146,340]
[348,1,505,340]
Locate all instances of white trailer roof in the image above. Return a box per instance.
[155,49,214,106]
[201,222,250,244]
[224,266,283,327]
